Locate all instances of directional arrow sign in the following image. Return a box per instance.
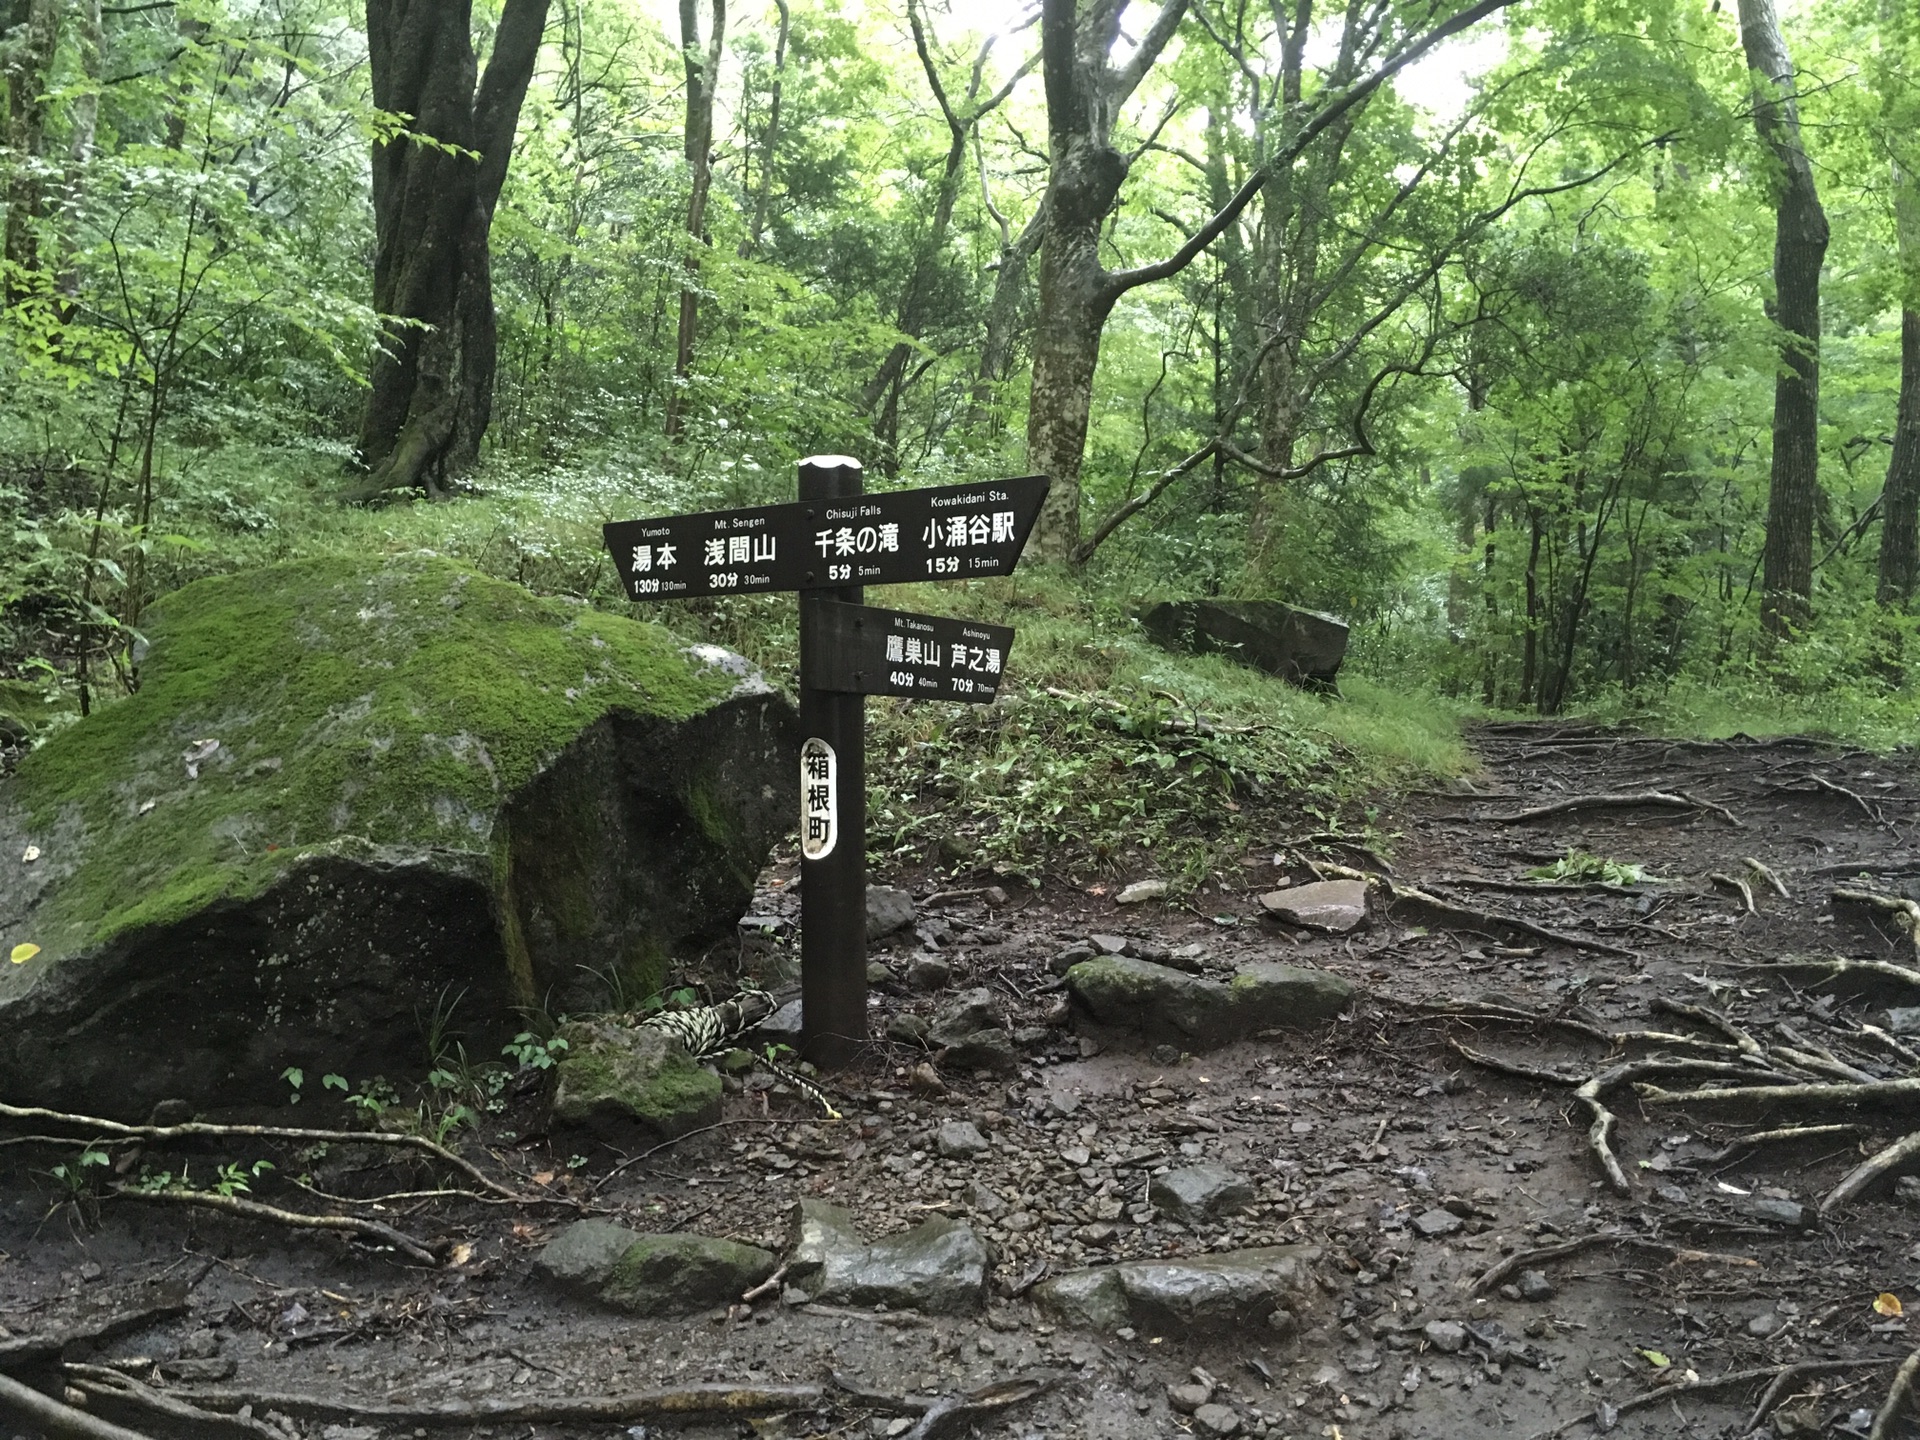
[802,600,1015,703]
[603,475,1047,602]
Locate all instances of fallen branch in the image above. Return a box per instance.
[741,1264,789,1304]
[1469,1231,1760,1296]
[1822,1129,1920,1215]
[1748,1359,1884,1433]
[0,1103,526,1202]
[1834,889,1920,957]
[110,1185,439,1266]
[900,1374,1056,1440]
[1489,790,1741,827]
[64,1366,280,1438]
[165,1382,828,1427]
[1875,1349,1920,1440]
[0,1372,157,1440]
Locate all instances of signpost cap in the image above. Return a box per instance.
[799,454,863,470]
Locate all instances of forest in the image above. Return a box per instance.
[1,0,1916,750]
[15,7,1920,1437]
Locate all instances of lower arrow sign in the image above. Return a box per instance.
[801,600,1015,703]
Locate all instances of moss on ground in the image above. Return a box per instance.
[5,555,738,966]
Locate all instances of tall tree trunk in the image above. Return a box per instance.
[52,0,97,309]
[739,0,788,258]
[1737,0,1829,636]
[664,0,725,444]
[967,202,1042,436]
[1027,140,1126,560]
[1879,163,1920,604]
[3,0,61,296]
[356,0,551,497]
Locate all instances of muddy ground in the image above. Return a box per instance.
[6,722,1920,1440]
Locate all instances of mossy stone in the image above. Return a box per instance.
[0,555,797,1114]
[550,1020,722,1140]
[600,1233,777,1316]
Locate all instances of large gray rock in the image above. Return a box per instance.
[1139,600,1348,689]
[550,1020,721,1141]
[867,886,916,939]
[927,987,1017,1072]
[788,1200,988,1315]
[1229,963,1358,1028]
[1067,956,1356,1051]
[1033,1246,1321,1335]
[1256,880,1369,934]
[1066,956,1235,1048]
[535,1220,775,1316]
[1149,1164,1256,1224]
[0,556,798,1115]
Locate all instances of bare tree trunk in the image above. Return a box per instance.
[967,200,1042,437]
[740,0,788,258]
[3,0,62,295]
[1737,0,1829,637]
[1879,163,1920,604]
[664,0,725,444]
[355,0,551,498]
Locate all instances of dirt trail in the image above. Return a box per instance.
[5,723,1920,1440]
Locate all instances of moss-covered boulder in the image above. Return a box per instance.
[0,555,798,1114]
[549,1019,721,1140]
[533,1219,777,1316]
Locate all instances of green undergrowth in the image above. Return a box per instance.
[11,456,1476,894]
[1575,675,1920,751]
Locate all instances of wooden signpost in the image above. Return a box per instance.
[604,456,1047,1068]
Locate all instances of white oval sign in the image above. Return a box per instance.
[800,737,837,861]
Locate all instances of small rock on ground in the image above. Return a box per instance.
[937,1120,990,1158]
[1117,879,1169,904]
[1148,1164,1255,1224]
[867,885,916,938]
[1256,878,1369,933]
[788,1200,988,1315]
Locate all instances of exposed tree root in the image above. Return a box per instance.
[1874,1349,1920,1440]
[1488,790,1741,827]
[1383,882,1639,959]
[168,1382,833,1426]
[1745,856,1791,899]
[1710,871,1757,914]
[1533,1360,1894,1440]
[1649,997,1765,1058]
[0,1288,189,1372]
[63,1366,281,1438]
[110,1185,441,1266]
[1468,1231,1761,1296]
[0,1102,528,1202]
[1822,1129,1920,1215]
[1640,1077,1920,1112]
[1698,1124,1868,1164]
[0,1372,157,1440]
[1728,957,1920,998]
[1835,888,1920,957]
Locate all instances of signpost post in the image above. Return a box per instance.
[604,458,1046,1070]
[796,455,867,1070]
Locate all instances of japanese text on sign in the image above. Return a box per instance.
[800,737,837,861]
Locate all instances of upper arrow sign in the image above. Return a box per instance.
[603,475,1048,602]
